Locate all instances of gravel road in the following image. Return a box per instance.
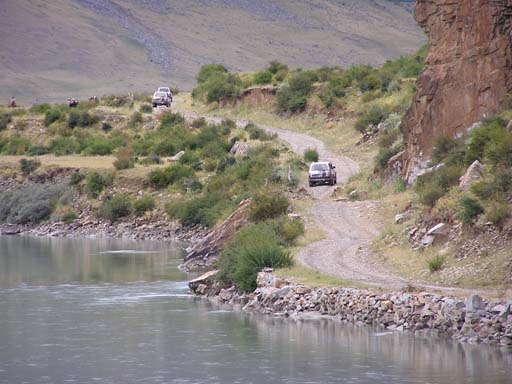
[178,108,509,295]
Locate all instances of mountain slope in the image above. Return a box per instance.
[0,0,425,103]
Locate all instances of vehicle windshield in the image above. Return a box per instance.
[158,88,170,92]
[154,92,166,97]
[311,163,329,171]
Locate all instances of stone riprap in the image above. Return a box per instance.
[190,270,512,348]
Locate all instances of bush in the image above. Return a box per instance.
[217,222,293,292]
[68,111,98,128]
[484,201,510,226]
[134,195,156,216]
[129,111,143,128]
[98,194,133,221]
[273,216,305,245]
[196,64,228,84]
[1,136,31,155]
[245,123,274,141]
[19,158,41,175]
[249,191,289,222]
[139,104,153,113]
[354,105,389,133]
[27,146,50,156]
[49,136,80,156]
[459,197,484,224]
[375,145,401,171]
[268,61,288,75]
[82,136,114,156]
[415,166,463,207]
[166,194,226,227]
[44,108,63,126]
[0,113,12,131]
[276,71,315,113]
[85,171,107,198]
[0,183,68,224]
[304,148,319,162]
[101,122,113,132]
[113,147,135,170]
[70,171,85,186]
[427,255,446,273]
[192,66,241,103]
[148,164,195,188]
[253,70,273,85]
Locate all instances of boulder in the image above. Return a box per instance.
[395,213,409,224]
[467,294,485,312]
[459,160,483,190]
[426,223,450,237]
[188,270,219,293]
[230,141,251,157]
[169,150,185,162]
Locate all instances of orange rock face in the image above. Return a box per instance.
[401,0,512,181]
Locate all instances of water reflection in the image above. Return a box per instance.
[0,236,186,287]
[0,236,511,384]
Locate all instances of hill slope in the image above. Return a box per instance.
[0,0,424,103]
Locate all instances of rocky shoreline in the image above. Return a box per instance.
[190,270,512,348]
[0,217,207,245]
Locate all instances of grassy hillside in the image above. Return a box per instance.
[1,0,424,104]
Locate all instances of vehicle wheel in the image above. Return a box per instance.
[153,104,157,108]
[334,177,337,185]
[309,182,313,187]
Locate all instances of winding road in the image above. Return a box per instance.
[176,107,511,297]
[180,110,407,289]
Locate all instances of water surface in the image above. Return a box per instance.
[1,236,511,384]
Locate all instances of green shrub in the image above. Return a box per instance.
[249,191,289,222]
[415,166,463,207]
[358,72,382,92]
[30,103,52,114]
[98,194,133,221]
[245,123,274,141]
[148,164,195,188]
[85,171,107,198]
[139,104,153,113]
[101,95,131,108]
[253,70,273,85]
[268,61,288,75]
[166,194,226,227]
[354,105,389,133]
[134,195,156,216]
[217,222,293,292]
[113,147,135,170]
[427,255,446,273]
[273,216,305,245]
[19,158,41,175]
[70,171,85,186]
[44,108,63,126]
[0,183,68,224]
[416,183,445,207]
[101,122,113,132]
[82,136,114,156]
[196,64,228,84]
[129,111,143,128]
[459,197,484,224]
[49,136,80,156]
[375,146,401,170]
[304,148,319,162]
[465,117,507,165]
[1,136,31,155]
[0,113,12,131]
[27,146,50,156]
[160,111,185,128]
[484,201,510,226]
[62,209,79,224]
[276,71,315,113]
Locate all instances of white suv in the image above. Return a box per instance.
[308,162,337,187]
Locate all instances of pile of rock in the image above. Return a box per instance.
[190,270,512,347]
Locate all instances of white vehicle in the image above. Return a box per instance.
[157,87,173,100]
[308,161,337,187]
[152,91,171,107]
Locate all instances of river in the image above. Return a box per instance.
[1,236,511,384]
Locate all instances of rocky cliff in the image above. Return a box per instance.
[401,0,512,181]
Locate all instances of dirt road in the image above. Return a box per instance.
[180,110,405,288]
[179,109,510,295]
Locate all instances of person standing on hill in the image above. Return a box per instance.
[8,96,16,108]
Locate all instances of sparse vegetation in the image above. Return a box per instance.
[304,148,319,163]
[98,194,133,221]
[427,255,446,273]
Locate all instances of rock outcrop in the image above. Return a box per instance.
[183,199,251,269]
[402,0,512,182]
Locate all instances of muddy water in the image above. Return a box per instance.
[1,236,511,384]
